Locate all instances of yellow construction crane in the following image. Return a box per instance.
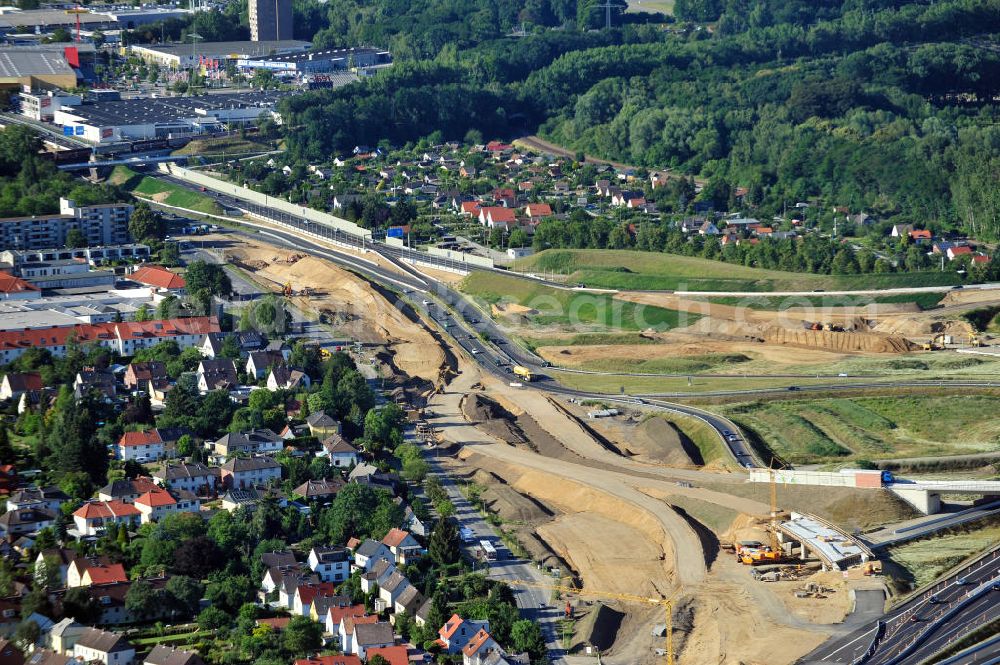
[507,578,678,665]
[768,469,784,560]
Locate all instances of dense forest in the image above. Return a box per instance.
[275,0,1000,240]
[0,126,123,216]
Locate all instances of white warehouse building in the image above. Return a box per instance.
[52,91,295,143]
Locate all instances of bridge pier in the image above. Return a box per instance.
[890,488,941,514]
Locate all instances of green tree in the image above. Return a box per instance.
[428,517,461,566]
[156,294,180,319]
[65,228,86,248]
[128,202,164,241]
[510,619,547,661]
[282,616,323,655]
[135,303,152,322]
[61,587,101,624]
[165,576,205,617]
[0,426,15,465]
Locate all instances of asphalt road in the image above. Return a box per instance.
[799,547,1000,664]
[422,446,566,662]
[185,210,769,471]
[156,167,1000,664]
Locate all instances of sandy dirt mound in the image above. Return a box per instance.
[574,602,626,652]
[461,394,528,445]
[224,244,445,383]
[510,469,675,596]
[491,302,536,316]
[873,314,975,338]
[470,470,554,523]
[708,483,918,532]
[678,315,916,353]
[759,325,918,353]
[536,513,668,596]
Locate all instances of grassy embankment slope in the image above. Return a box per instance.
[720,395,1000,464]
[514,249,962,292]
[109,165,223,216]
[460,270,695,331]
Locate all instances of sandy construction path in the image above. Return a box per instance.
[430,363,836,664]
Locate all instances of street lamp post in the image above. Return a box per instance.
[188,32,203,92]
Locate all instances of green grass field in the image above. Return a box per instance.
[626,0,675,14]
[461,271,695,331]
[173,136,275,157]
[513,249,962,292]
[701,292,945,310]
[888,521,1000,588]
[110,166,224,215]
[570,353,751,374]
[720,395,1000,464]
[520,332,661,350]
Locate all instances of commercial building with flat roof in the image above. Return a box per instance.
[249,0,292,42]
[129,39,310,69]
[0,8,118,36]
[238,46,390,74]
[53,91,295,143]
[105,7,193,29]
[0,48,78,90]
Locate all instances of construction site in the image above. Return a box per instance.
[199,224,1000,665]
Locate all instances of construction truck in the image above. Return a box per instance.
[512,365,533,382]
[970,335,985,347]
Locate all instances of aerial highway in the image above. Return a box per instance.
[191,206,768,469]
[154,164,1000,665]
[799,545,1000,664]
[155,170,1000,471]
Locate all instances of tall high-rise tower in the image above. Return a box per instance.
[249,0,293,41]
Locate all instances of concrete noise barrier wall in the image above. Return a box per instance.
[158,163,372,239]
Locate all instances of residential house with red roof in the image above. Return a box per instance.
[381,528,422,565]
[123,361,167,390]
[438,614,490,654]
[522,203,552,220]
[948,245,973,261]
[0,372,43,401]
[338,615,380,655]
[116,431,166,462]
[0,317,219,365]
[72,501,141,537]
[364,646,408,665]
[462,628,501,665]
[324,603,367,636]
[129,266,186,293]
[909,229,932,243]
[134,489,200,524]
[67,558,128,588]
[292,581,338,617]
[478,207,517,229]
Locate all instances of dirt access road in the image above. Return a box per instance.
[427,356,836,664]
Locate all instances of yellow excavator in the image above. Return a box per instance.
[738,471,785,565]
[921,333,950,351]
